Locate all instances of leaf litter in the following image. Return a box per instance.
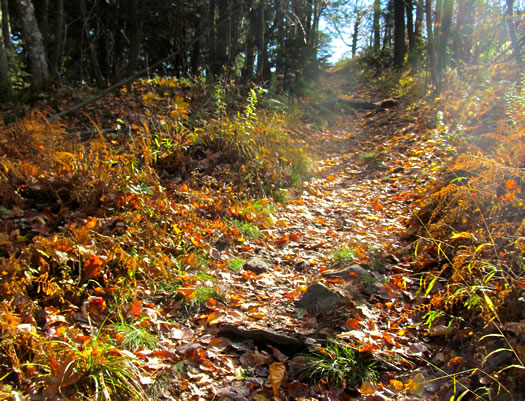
[1,72,520,401]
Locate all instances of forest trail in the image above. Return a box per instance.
[181,76,451,400]
[6,69,521,401]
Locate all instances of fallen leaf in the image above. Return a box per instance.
[177,287,196,300]
[389,379,404,391]
[269,362,286,396]
[82,255,103,280]
[360,380,377,395]
[128,300,142,319]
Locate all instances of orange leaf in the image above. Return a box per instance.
[506,179,517,190]
[389,379,404,391]
[83,255,103,280]
[360,380,376,395]
[269,362,286,396]
[85,217,98,229]
[345,317,361,329]
[185,253,196,265]
[191,235,203,247]
[382,333,396,346]
[129,300,142,319]
[359,344,379,352]
[289,233,300,242]
[447,356,465,366]
[177,288,196,300]
[372,199,383,211]
[151,349,179,362]
[274,235,289,246]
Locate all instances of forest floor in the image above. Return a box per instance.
[168,75,454,401]
[1,68,523,401]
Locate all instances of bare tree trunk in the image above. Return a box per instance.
[126,0,145,77]
[1,0,11,50]
[49,0,64,78]
[415,0,424,41]
[426,0,437,90]
[255,0,264,82]
[505,0,522,67]
[243,6,256,82]
[393,0,406,67]
[207,0,216,80]
[0,3,11,98]
[351,14,361,58]
[191,3,206,76]
[406,0,417,62]
[216,0,229,76]
[13,0,49,90]
[435,0,453,91]
[80,0,104,87]
[383,0,394,50]
[372,0,381,50]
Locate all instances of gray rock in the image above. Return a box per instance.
[296,283,343,313]
[322,264,373,282]
[243,257,271,274]
[362,281,384,297]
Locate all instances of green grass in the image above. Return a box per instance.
[298,340,380,388]
[229,219,262,239]
[42,331,149,401]
[332,247,358,265]
[114,321,158,351]
[361,152,385,169]
[193,286,216,304]
[228,257,245,272]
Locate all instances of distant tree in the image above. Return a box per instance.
[0,2,11,98]
[13,0,48,90]
[372,0,381,50]
[393,0,406,67]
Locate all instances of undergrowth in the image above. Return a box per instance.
[298,339,380,388]
[406,65,524,399]
[0,77,312,399]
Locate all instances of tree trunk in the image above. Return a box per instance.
[406,0,417,62]
[505,0,522,67]
[383,0,394,50]
[393,0,406,67]
[13,0,49,90]
[126,0,145,77]
[425,0,437,90]
[49,0,64,78]
[372,0,381,50]
[351,15,361,58]
[216,0,229,75]
[0,3,11,98]
[243,6,256,82]
[207,0,216,80]
[255,1,264,82]
[1,0,11,50]
[191,3,206,76]
[228,0,240,69]
[435,0,453,91]
[415,0,424,41]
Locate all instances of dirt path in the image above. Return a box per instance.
[169,92,450,400]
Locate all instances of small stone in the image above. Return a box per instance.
[323,264,373,282]
[296,283,343,313]
[243,257,270,274]
[294,261,308,271]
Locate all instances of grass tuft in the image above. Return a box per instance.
[298,339,380,388]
